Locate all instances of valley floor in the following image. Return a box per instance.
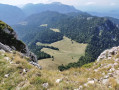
[38,36,87,70]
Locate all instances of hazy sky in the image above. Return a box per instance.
[0,0,119,6]
[0,0,119,11]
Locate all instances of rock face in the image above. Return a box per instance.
[0,42,12,52]
[29,61,42,69]
[97,46,119,62]
[0,20,37,62]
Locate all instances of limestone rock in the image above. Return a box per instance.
[74,89,80,90]
[4,57,10,61]
[56,79,62,83]
[42,83,49,88]
[79,86,83,89]
[97,46,119,62]
[30,61,42,69]
[23,69,27,73]
[0,42,12,52]
[4,74,9,78]
[102,79,109,85]
[87,80,95,85]
[0,49,5,54]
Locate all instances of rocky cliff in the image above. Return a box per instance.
[0,20,37,62]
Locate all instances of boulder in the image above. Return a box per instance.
[4,57,10,61]
[42,83,49,88]
[56,79,62,83]
[87,80,95,84]
[4,74,9,78]
[102,79,109,85]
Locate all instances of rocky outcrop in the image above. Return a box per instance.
[0,20,37,62]
[29,61,42,69]
[74,46,119,90]
[0,42,12,52]
[97,46,119,62]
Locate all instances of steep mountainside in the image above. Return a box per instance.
[0,4,25,25]
[12,12,66,59]
[13,11,90,42]
[105,17,119,26]
[59,17,119,70]
[13,11,119,70]
[22,2,80,16]
[24,11,69,26]
[0,20,37,62]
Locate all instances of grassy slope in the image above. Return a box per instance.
[1,50,119,90]
[0,51,44,90]
[38,36,87,70]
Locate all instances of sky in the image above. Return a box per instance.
[0,0,119,11]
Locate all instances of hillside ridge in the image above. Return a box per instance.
[0,20,37,62]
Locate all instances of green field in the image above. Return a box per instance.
[38,36,87,70]
[40,24,48,27]
[50,28,60,32]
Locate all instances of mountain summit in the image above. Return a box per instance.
[22,2,80,16]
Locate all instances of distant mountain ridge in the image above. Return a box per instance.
[0,2,86,25]
[0,4,25,25]
[22,2,81,16]
[0,2,119,25]
[88,10,119,19]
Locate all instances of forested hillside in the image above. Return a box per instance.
[13,12,64,59]
[105,17,119,25]
[58,18,119,70]
[13,11,68,39]
[13,11,119,70]
[58,17,119,70]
